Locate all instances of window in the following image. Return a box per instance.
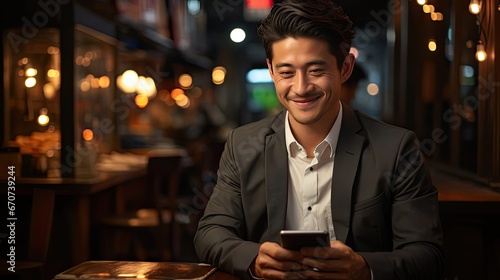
[389,0,500,186]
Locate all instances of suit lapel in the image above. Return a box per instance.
[263,114,288,243]
[332,106,365,243]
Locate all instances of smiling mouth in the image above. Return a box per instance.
[291,95,321,105]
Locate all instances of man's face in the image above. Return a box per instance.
[267,37,353,129]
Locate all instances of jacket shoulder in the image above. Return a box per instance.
[231,111,285,139]
[354,111,414,138]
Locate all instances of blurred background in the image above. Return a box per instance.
[1,1,499,280]
[2,0,498,178]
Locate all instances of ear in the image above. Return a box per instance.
[340,53,356,84]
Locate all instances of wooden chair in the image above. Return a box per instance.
[0,188,55,280]
[98,149,193,261]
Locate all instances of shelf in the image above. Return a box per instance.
[76,0,212,70]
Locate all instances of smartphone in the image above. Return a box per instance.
[280,230,329,250]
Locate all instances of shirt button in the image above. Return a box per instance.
[309,167,313,171]
[307,206,312,211]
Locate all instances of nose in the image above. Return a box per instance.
[291,72,313,96]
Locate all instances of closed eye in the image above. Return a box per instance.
[279,71,294,78]
[309,69,324,75]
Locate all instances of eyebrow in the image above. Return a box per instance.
[274,60,328,69]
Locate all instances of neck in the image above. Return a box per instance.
[289,112,339,158]
[288,101,341,158]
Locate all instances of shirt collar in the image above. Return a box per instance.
[285,101,343,158]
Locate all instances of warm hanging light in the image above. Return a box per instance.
[25,68,38,77]
[417,0,427,5]
[135,94,149,108]
[117,69,139,93]
[38,108,49,126]
[475,41,487,61]
[212,66,226,85]
[82,129,94,141]
[422,4,434,13]
[136,76,157,98]
[25,77,37,88]
[178,74,193,89]
[469,0,481,15]
[428,40,437,52]
[431,12,444,21]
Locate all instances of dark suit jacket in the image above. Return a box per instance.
[194,105,444,280]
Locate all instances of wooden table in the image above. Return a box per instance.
[432,169,500,213]
[430,169,500,279]
[2,147,189,279]
[3,167,147,266]
[52,261,239,280]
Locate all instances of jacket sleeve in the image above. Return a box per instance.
[359,131,444,280]
[193,129,260,279]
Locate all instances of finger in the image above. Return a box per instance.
[261,242,303,261]
[300,246,333,260]
[256,251,305,273]
[259,258,304,272]
[302,257,348,273]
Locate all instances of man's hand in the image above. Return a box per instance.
[299,240,371,280]
[252,240,371,279]
[252,242,306,279]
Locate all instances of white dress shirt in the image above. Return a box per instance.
[251,102,373,279]
[284,101,343,241]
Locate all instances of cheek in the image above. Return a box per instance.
[276,91,287,103]
[314,80,336,95]
[274,87,289,105]
[323,76,341,92]
[274,81,290,96]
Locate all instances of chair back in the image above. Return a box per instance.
[28,188,55,262]
[0,188,55,280]
[146,148,186,223]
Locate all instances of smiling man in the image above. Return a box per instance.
[194,1,444,279]
[268,36,349,158]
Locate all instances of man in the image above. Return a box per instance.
[194,1,443,279]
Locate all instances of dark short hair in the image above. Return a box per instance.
[257,0,355,69]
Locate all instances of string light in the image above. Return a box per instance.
[431,12,444,21]
[469,0,488,62]
[428,40,437,52]
[475,41,487,62]
[423,4,434,13]
[469,0,481,15]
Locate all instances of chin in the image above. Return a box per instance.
[290,114,321,126]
